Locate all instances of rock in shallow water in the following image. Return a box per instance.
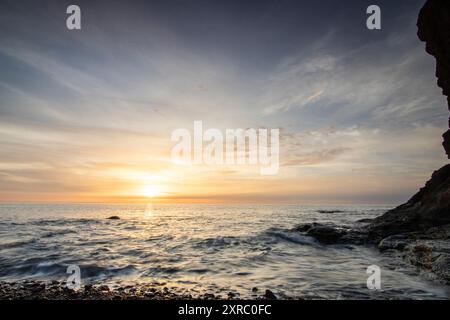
[378,234,410,251]
[317,210,344,214]
[295,223,367,245]
[98,285,110,291]
[107,216,120,220]
[375,225,450,283]
[306,225,347,244]
[263,290,277,300]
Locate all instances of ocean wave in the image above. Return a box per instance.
[30,218,100,226]
[0,239,36,250]
[146,266,181,275]
[186,268,209,274]
[41,230,77,238]
[191,227,321,252]
[80,264,138,278]
[1,261,65,277]
[0,260,138,279]
[263,229,319,246]
[192,236,241,249]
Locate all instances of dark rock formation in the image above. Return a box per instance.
[417,0,450,158]
[294,223,368,245]
[263,289,277,300]
[306,224,347,244]
[376,224,450,283]
[367,164,450,242]
[107,216,120,220]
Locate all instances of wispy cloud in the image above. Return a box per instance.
[260,32,447,133]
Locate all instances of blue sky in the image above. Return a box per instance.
[0,0,447,204]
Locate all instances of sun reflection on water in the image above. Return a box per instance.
[144,203,154,218]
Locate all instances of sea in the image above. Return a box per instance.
[0,203,449,299]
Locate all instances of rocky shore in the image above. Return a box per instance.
[295,155,450,284]
[0,280,284,300]
[295,160,450,284]
[1,280,435,300]
[295,219,450,284]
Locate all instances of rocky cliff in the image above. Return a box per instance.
[368,164,450,241]
[417,0,450,158]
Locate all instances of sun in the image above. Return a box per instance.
[140,184,161,198]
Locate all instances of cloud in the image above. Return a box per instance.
[259,32,447,133]
[280,127,360,166]
[280,123,446,176]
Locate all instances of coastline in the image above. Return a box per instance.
[1,279,448,300]
[0,280,281,300]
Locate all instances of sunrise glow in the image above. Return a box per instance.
[140,184,162,198]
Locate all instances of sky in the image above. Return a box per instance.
[0,0,448,204]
